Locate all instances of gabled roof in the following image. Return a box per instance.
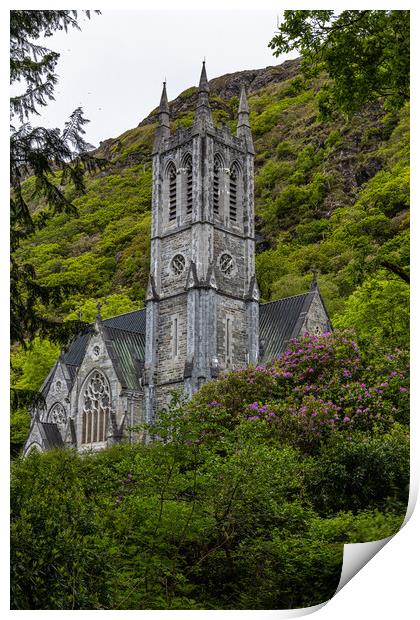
[58,309,146,390]
[259,291,316,362]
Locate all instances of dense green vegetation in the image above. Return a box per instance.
[11,332,409,609]
[11,11,409,609]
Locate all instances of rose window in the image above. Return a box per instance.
[171,254,186,276]
[220,253,234,276]
[82,371,110,444]
[48,403,67,426]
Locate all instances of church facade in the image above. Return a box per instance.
[24,63,331,456]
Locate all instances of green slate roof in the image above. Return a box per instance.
[102,325,145,391]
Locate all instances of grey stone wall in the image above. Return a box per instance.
[155,382,185,413]
[156,295,188,384]
[39,361,71,432]
[213,228,247,297]
[300,291,331,336]
[159,229,191,297]
[216,295,248,370]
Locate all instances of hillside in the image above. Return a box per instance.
[17,56,409,330]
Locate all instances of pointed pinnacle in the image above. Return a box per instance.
[199,60,209,92]
[159,81,169,113]
[239,83,249,114]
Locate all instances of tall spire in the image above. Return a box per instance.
[236,83,253,152]
[153,81,171,152]
[199,60,209,92]
[194,61,213,127]
[159,81,170,115]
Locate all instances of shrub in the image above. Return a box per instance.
[305,425,410,513]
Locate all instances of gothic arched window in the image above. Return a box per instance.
[229,163,240,222]
[167,162,177,222]
[81,371,110,444]
[184,155,193,216]
[48,402,67,426]
[213,154,224,215]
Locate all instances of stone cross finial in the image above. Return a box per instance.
[310,269,319,290]
[96,301,103,321]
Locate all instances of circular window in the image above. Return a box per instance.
[171,254,186,276]
[219,253,234,276]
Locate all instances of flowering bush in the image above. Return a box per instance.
[191,330,409,453]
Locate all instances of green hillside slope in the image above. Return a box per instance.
[17,56,409,331]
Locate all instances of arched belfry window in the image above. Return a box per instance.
[229,163,240,222]
[213,154,224,215]
[81,370,110,444]
[167,162,177,222]
[184,155,193,216]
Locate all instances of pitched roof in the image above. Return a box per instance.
[103,309,146,332]
[39,422,64,449]
[102,325,145,391]
[259,291,315,362]
[59,308,146,391]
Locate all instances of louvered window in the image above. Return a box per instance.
[168,164,177,221]
[229,166,238,222]
[185,157,193,215]
[213,158,222,215]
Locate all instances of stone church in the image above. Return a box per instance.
[24,63,331,456]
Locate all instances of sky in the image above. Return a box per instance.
[12,10,298,148]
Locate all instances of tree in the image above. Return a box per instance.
[269,11,410,117]
[10,11,104,349]
[333,273,409,348]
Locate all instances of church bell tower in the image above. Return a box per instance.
[144,62,259,418]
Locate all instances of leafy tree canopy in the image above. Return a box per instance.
[269,10,410,116]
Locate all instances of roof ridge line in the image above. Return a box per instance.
[103,324,146,336]
[261,291,313,307]
[103,307,145,322]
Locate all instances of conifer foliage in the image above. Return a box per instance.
[10,10,103,349]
